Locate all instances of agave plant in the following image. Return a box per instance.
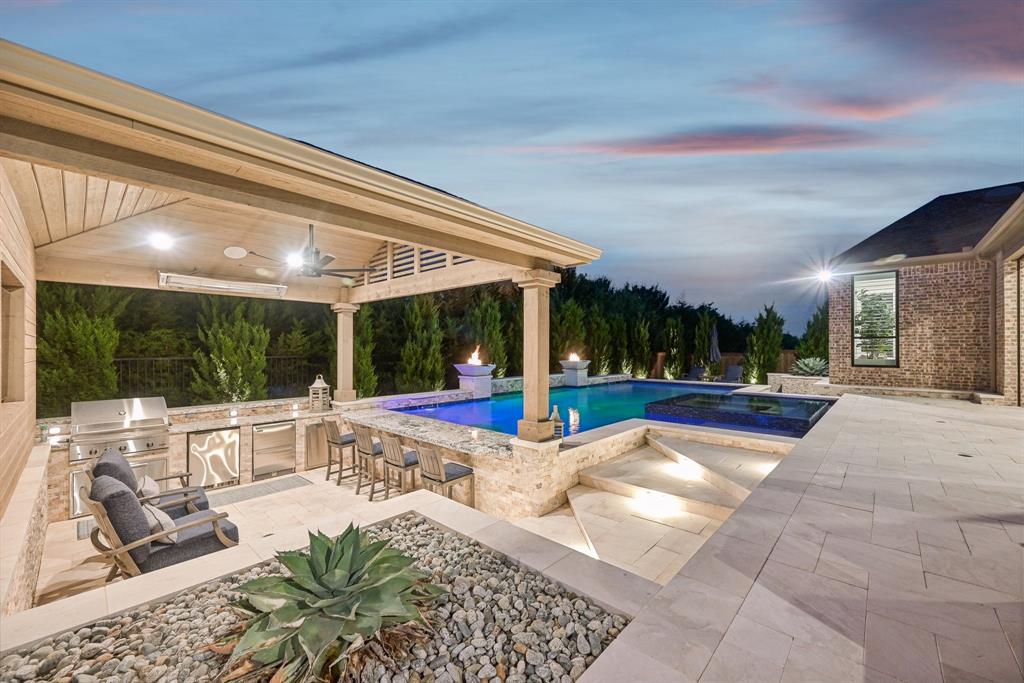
[790,357,829,377]
[220,524,445,682]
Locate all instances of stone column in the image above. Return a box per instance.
[332,302,359,402]
[513,269,561,441]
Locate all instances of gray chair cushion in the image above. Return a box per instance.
[399,450,419,467]
[361,442,384,457]
[161,487,210,519]
[424,462,473,483]
[93,449,138,491]
[331,432,356,446]
[89,475,152,564]
[724,366,744,382]
[137,510,239,574]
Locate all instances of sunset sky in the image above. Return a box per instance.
[2,0,1021,330]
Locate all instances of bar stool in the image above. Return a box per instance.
[380,434,420,499]
[323,418,357,485]
[352,424,385,500]
[416,445,475,507]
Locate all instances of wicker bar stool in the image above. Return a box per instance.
[416,445,474,507]
[379,434,420,499]
[352,424,386,500]
[323,418,357,485]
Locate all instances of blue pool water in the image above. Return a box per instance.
[396,380,739,436]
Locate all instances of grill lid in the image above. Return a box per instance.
[70,397,169,436]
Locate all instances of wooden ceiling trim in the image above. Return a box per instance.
[62,169,86,235]
[99,180,126,226]
[83,175,107,229]
[0,157,48,245]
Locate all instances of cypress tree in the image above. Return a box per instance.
[190,297,270,403]
[608,314,628,374]
[37,310,120,418]
[354,305,378,398]
[586,305,611,375]
[395,295,445,393]
[744,304,785,383]
[630,317,651,378]
[797,300,829,360]
[693,310,716,370]
[467,294,508,377]
[663,317,685,379]
[551,298,586,369]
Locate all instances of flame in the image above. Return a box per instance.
[568,352,581,362]
[468,345,482,365]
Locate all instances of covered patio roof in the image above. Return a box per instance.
[0,39,600,304]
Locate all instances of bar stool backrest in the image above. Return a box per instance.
[352,424,375,456]
[323,418,343,445]
[417,446,446,482]
[380,434,407,468]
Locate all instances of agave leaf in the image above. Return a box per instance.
[276,551,330,598]
[322,598,360,620]
[240,577,317,604]
[249,594,291,613]
[326,523,355,571]
[341,612,382,638]
[221,658,261,682]
[226,615,295,666]
[296,615,346,673]
[268,601,314,630]
[230,598,259,616]
[308,532,331,577]
[333,526,362,584]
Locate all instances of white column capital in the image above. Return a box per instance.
[331,302,360,314]
[512,269,560,290]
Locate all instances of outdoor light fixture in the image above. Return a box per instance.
[223,246,248,260]
[158,272,288,297]
[286,252,304,268]
[148,232,174,250]
[816,269,833,283]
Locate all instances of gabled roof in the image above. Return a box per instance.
[836,182,1024,265]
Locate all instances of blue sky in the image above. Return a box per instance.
[2,0,1021,331]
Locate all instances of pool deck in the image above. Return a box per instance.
[580,392,1024,683]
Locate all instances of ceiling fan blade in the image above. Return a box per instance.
[316,253,335,269]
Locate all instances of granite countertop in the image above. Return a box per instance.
[343,409,513,460]
[168,407,338,434]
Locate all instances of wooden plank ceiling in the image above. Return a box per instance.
[0,157,183,247]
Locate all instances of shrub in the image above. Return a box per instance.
[354,306,378,398]
[395,295,445,393]
[693,310,716,371]
[630,318,651,378]
[744,304,785,384]
[586,307,611,375]
[607,314,628,375]
[790,357,829,376]
[222,525,445,682]
[797,301,828,360]
[551,298,586,367]
[37,310,120,418]
[190,297,270,403]
[663,318,685,379]
[467,294,507,377]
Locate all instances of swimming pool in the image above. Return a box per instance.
[396,380,742,436]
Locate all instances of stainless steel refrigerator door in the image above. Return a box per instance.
[70,457,168,518]
[187,427,241,488]
[252,420,296,480]
[304,422,328,469]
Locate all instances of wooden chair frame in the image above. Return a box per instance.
[81,486,237,581]
[86,461,202,510]
[379,433,419,499]
[416,446,475,507]
[323,418,357,485]
[352,424,386,500]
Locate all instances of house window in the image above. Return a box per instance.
[1,261,26,403]
[852,271,898,367]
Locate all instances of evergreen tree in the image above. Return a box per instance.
[504,298,523,377]
[467,294,508,377]
[37,310,120,418]
[663,318,686,379]
[190,297,270,403]
[269,318,313,357]
[630,317,651,378]
[693,310,716,370]
[395,295,445,393]
[797,300,829,360]
[608,314,629,374]
[353,305,378,398]
[586,305,611,375]
[551,298,586,368]
[744,304,785,383]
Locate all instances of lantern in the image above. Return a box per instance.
[309,374,331,411]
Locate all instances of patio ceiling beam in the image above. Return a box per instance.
[35,255,341,304]
[347,261,523,304]
[0,116,550,270]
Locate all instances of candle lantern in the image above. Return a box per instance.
[309,374,331,411]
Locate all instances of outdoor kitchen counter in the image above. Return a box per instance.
[342,408,513,460]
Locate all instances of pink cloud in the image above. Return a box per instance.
[843,0,1024,82]
[519,125,885,157]
[795,94,944,121]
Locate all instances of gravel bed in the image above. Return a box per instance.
[1,515,629,682]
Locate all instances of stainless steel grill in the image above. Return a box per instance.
[69,397,171,462]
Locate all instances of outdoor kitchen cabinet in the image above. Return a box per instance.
[252,420,296,481]
[187,426,241,488]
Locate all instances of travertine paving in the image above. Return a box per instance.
[581,393,1024,683]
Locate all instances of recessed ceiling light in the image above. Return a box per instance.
[148,232,174,251]
[255,267,274,277]
[286,252,304,268]
[223,246,248,259]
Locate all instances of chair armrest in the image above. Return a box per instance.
[154,472,191,486]
[107,512,231,554]
[137,486,200,504]
[154,494,200,510]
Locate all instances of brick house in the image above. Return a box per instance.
[828,182,1023,406]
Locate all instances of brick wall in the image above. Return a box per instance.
[829,260,994,391]
[1002,257,1022,405]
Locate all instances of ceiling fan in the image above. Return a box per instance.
[233,225,376,280]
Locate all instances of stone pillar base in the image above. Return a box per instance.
[517,418,556,442]
[333,389,357,402]
[458,374,493,399]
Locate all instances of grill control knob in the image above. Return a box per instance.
[146,441,154,448]
[118,445,127,452]
[89,448,98,456]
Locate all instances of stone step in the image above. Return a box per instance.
[565,485,715,584]
[578,447,743,521]
[646,435,753,502]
